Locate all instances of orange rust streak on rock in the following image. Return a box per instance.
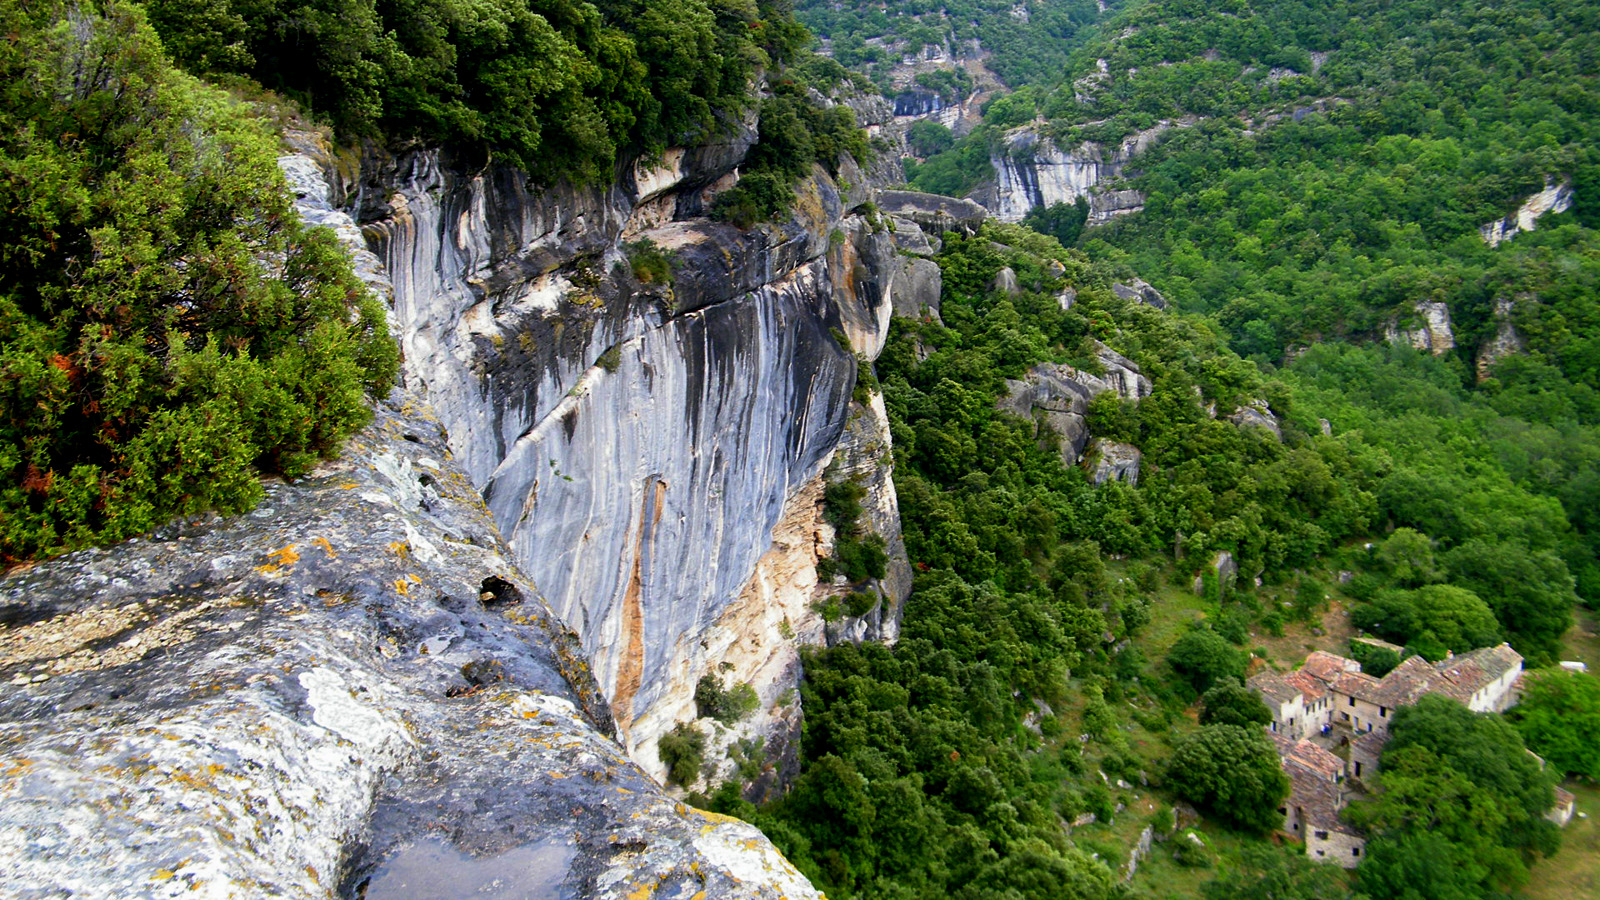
[613,478,665,731]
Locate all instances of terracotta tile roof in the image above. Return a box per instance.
[1352,635,1406,654]
[1329,670,1384,702]
[1278,740,1360,836]
[1285,739,1344,781]
[1287,670,1329,701]
[1303,651,1361,682]
[1249,671,1302,705]
[1352,729,1389,759]
[1555,786,1577,808]
[1429,644,1522,703]
[1368,656,1436,707]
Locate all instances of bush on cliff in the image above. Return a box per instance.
[136,0,812,184]
[0,1,398,564]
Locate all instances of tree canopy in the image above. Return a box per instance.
[1509,669,1600,780]
[1164,724,1290,835]
[0,0,397,564]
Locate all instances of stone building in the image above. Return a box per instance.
[1248,643,1528,866]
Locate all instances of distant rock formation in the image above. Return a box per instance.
[1480,178,1574,246]
[1385,300,1455,355]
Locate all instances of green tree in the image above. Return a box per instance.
[659,722,707,788]
[1348,695,1559,896]
[1375,527,1442,587]
[1168,626,1246,694]
[1165,724,1290,834]
[1351,585,1500,659]
[1202,842,1353,900]
[1199,677,1272,728]
[0,0,396,564]
[1509,669,1600,779]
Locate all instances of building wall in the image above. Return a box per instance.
[1306,829,1366,869]
[1473,661,1523,713]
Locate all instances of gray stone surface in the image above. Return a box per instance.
[297,121,914,781]
[998,344,1151,465]
[1228,401,1283,441]
[0,398,818,900]
[1112,278,1169,310]
[1384,300,1454,355]
[875,190,989,236]
[976,123,1178,223]
[1086,439,1142,486]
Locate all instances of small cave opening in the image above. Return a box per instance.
[479,576,524,609]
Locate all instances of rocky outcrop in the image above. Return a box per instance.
[1480,178,1574,247]
[975,123,1178,223]
[0,396,818,900]
[0,138,833,899]
[1086,439,1142,486]
[1112,278,1169,310]
[1477,296,1526,381]
[1385,300,1455,355]
[876,189,990,236]
[998,344,1152,465]
[1228,401,1282,441]
[1193,550,1239,595]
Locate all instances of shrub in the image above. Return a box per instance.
[658,722,707,788]
[0,0,397,564]
[626,239,673,285]
[695,675,760,723]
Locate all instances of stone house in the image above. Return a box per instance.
[1271,735,1367,867]
[1248,643,1529,865]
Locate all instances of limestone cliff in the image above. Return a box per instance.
[1480,178,1574,247]
[292,115,935,786]
[0,393,820,900]
[973,123,1181,223]
[0,132,852,898]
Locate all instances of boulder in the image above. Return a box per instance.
[874,190,989,237]
[1112,278,1168,310]
[1086,439,1142,486]
[1228,401,1283,441]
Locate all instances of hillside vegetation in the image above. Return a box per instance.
[754,0,1600,897]
[0,0,397,563]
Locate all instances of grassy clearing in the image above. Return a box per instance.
[1559,607,1600,672]
[1522,780,1600,900]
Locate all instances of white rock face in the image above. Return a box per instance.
[1385,300,1455,355]
[981,123,1175,223]
[338,136,910,780]
[1481,178,1574,246]
[1477,296,1526,381]
[1087,439,1142,486]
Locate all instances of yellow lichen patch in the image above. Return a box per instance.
[153,870,176,881]
[254,545,299,576]
[311,537,336,559]
[340,482,360,490]
[686,806,745,827]
[387,541,412,560]
[626,883,655,900]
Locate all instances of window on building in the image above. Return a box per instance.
[1353,847,1362,857]
[1349,697,1356,706]
[1380,706,1388,717]
[1315,831,1329,840]
[1355,761,1362,776]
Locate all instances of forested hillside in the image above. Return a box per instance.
[747,0,1600,898]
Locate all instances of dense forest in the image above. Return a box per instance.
[742,0,1600,898]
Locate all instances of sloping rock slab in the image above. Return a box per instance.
[0,396,818,900]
